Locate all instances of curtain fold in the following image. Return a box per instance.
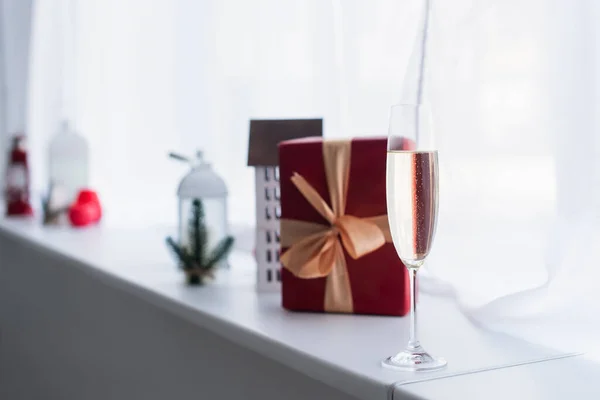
[422,0,600,360]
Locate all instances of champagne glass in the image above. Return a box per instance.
[382,104,447,371]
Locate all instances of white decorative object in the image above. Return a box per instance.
[247,119,322,292]
[173,151,229,268]
[49,121,89,203]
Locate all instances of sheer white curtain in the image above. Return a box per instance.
[28,0,182,226]
[4,0,600,359]
[0,0,33,189]
[26,0,422,228]
[423,0,600,359]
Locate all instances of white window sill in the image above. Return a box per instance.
[0,219,584,399]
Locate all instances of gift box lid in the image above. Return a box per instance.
[279,135,388,147]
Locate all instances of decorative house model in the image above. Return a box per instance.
[247,119,322,292]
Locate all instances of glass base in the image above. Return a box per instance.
[382,346,447,372]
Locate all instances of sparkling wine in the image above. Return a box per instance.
[386,150,439,268]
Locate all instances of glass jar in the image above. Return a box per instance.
[177,151,229,268]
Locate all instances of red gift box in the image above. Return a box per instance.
[278,137,410,316]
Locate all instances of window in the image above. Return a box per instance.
[266,249,272,263]
[275,205,281,220]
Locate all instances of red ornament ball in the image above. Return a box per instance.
[68,189,102,227]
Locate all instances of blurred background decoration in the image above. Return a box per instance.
[4,134,33,216]
[48,120,89,206]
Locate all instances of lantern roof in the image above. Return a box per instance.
[177,151,227,199]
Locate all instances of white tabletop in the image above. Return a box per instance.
[400,355,599,399]
[0,219,581,400]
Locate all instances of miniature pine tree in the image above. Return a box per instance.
[166,198,234,285]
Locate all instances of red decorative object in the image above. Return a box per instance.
[5,135,33,217]
[279,137,411,316]
[68,189,102,227]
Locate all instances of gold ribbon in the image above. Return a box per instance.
[280,139,392,313]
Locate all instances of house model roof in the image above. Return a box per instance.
[247,119,323,167]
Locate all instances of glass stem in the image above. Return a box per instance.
[407,268,420,350]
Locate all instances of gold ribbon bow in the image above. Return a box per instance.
[280,139,392,313]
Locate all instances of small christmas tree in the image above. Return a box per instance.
[166,199,234,285]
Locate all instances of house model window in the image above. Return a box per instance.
[247,119,323,292]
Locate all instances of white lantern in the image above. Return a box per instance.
[48,121,89,204]
[175,151,229,268]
